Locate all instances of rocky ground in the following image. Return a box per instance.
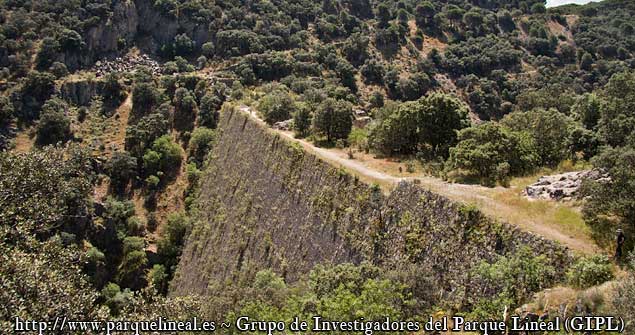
[91,54,162,77]
[524,169,610,202]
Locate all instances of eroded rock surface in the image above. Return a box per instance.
[524,170,610,201]
[91,54,162,77]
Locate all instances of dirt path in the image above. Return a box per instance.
[239,106,600,255]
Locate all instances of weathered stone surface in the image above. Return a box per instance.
[524,170,610,201]
[172,108,572,308]
[272,119,293,131]
[60,79,105,106]
[90,54,161,77]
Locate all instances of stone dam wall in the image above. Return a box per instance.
[171,108,572,308]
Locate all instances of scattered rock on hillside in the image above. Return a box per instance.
[524,169,610,202]
[273,119,293,131]
[91,54,162,77]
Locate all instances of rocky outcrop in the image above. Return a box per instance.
[524,170,610,201]
[85,0,138,59]
[59,79,105,106]
[172,107,572,309]
[60,0,139,70]
[91,54,162,77]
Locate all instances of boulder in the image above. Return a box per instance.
[523,169,610,202]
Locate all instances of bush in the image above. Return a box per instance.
[471,247,556,319]
[567,255,614,289]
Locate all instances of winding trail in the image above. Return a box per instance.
[239,106,600,255]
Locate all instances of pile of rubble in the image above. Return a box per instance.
[91,54,162,77]
[523,169,610,201]
[273,119,293,131]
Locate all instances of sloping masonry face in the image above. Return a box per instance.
[172,108,572,308]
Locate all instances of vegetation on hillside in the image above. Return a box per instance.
[0,0,634,328]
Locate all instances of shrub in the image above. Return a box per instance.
[567,255,614,289]
[471,247,556,319]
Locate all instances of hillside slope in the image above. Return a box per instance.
[172,107,571,310]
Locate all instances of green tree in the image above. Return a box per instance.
[572,93,602,130]
[293,103,312,138]
[36,98,72,146]
[16,71,56,121]
[173,88,198,131]
[312,98,353,142]
[415,2,435,28]
[0,95,14,126]
[597,71,635,147]
[132,82,161,120]
[125,109,171,157]
[0,238,99,328]
[258,91,294,125]
[118,237,148,290]
[582,147,635,251]
[102,73,127,111]
[188,127,216,167]
[157,212,191,275]
[369,93,469,157]
[148,135,183,179]
[0,147,93,237]
[580,52,594,71]
[447,122,539,185]
[148,264,169,294]
[107,151,138,193]
[376,3,392,28]
[501,109,573,166]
